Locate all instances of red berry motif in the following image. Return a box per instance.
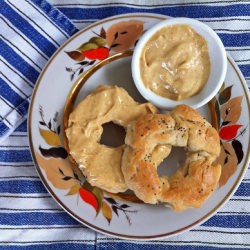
[82,47,109,60]
[219,124,243,140]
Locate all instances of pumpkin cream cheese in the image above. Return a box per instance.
[140,24,211,101]
[66,85,158,193]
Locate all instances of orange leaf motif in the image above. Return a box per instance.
[92,187,103,215]
[106,20,144,52]
[219,125,242,140]
[35,152,78,189]
[66,183,81,196]
[221,96,243,125]
[39,129,61,146]
[100,27,106,39]
[218,85,233,105]
[102,201,112,224]
[79,187,99,213]
[65,50,85,61]
[217,141,238,186]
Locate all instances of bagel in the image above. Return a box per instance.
[122,105,221,211]
[65,85,158,193]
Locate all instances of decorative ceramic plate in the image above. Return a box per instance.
[29,13,250,240]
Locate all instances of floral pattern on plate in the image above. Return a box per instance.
[213,85,246,186]
[65,20,144,80]
[35,106,137,225]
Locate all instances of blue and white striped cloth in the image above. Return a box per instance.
[0,0,78,142]
[0,0,249,249]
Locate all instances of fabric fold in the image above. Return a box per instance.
[0,0,78,143]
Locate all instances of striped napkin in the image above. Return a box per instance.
[0,0,249,249]
[0,0,78,142]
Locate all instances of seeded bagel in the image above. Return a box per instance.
[122,105,221,211]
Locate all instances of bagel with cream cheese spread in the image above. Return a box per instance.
[66,85,158,193]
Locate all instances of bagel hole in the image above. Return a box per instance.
[157,147,187,176]
[100,122,126,147]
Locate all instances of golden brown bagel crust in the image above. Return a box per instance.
[171,104,220,156]
[66,85,158,193]
[122,104,221,210]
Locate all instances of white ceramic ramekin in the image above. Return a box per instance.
[132,17,227,109]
